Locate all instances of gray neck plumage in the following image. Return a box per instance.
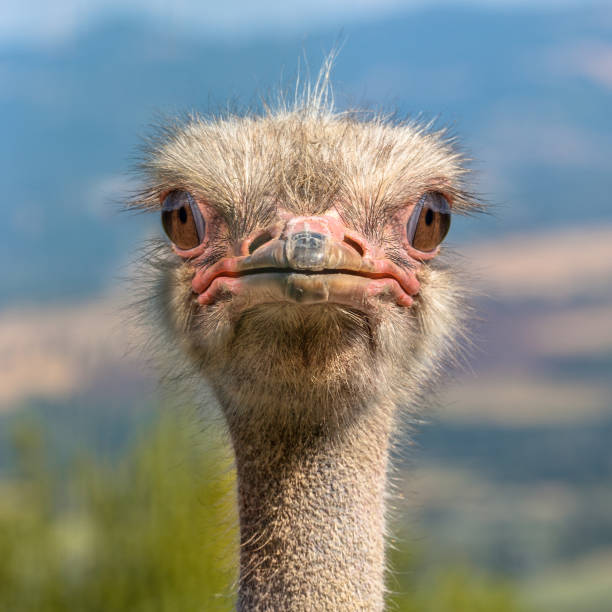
[226,398,394,611]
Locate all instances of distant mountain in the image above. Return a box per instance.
[2,4,610,306]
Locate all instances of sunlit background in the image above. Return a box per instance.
[1,1,611,610]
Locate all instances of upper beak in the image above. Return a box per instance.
[238,229,365,274]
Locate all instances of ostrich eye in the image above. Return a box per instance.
[161,190,206,250]
[407,192,451,252]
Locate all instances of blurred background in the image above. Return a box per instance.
[1,1,611,610]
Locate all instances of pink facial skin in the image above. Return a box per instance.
[168,202,439,313]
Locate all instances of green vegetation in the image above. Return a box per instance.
[0,416,236,611]
[389,540,518,612]
[0,413,519,611]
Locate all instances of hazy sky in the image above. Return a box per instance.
[1,0,590,45]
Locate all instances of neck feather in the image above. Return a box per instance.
[228,398,393,611]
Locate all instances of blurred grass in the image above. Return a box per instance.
[0,415,236,611]
[388,529,519,612]
[0,412,520,612]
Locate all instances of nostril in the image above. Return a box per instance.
[343,236,365,257]
[248,231,274,254]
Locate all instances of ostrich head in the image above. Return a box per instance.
[133,72,479,610]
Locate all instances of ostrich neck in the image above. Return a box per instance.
[228,398,393,611]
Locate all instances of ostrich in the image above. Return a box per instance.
[132,68,479,610]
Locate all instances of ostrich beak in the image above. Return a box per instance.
[192,216,420,310]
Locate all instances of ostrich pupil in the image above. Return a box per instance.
[179,206,187,223]
[425,208,434,226]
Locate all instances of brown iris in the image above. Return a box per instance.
[161,190,206,250]
[407,192,451,252]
